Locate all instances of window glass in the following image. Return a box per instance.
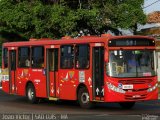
[11,51,16,70]
[18,47,30,68]
[48,48,58,71]
[60,45,74,69]
[49,50,55,71]
[75,44,90,69]
[3,48,8,68]
[32,46,44,68]
[48,49,58,71]
[107,50,156,77]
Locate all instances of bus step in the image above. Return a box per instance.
[49,97,59,101]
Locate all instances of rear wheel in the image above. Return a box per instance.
[119,102,135,109]
[78,87,93,109]
[27,83,38,104]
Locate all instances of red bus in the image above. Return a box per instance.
[1,34,158,109]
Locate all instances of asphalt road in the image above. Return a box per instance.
[0,89,160,120]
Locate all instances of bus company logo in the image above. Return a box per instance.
[23,69,29,77]
[69,71,74,79]
[63,73,69,81]
[63,71,75,81]
[118,83,122,89]
[19,69,29,78]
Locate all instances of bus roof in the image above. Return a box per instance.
[3,35,154,47]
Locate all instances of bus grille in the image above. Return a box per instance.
[119,79,152,84]
[124,88,148,92]
[125,94,147,100]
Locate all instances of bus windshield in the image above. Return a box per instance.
[107,50,156,78]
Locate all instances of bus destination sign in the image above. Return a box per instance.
[108,38,155,47]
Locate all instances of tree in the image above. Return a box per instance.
[0,0,78,40]
[112,0,146,35]
[60,0,146,35]
[0,0,146,41]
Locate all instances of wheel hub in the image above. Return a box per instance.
[81,93,89,104]
[28,89,34,100]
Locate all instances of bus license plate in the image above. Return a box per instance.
[122,85,133,89]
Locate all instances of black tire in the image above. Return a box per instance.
[119,102,135,109]
[26,83,38,104]
[78,87,93,109]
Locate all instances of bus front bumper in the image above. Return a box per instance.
[104,88,158,102]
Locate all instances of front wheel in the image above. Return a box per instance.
[119,102,135,109]
[78,87,93,109]
[27,83,38,104]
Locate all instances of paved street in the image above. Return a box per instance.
[0,89,160,120]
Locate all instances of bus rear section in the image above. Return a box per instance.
[1,35,158,109]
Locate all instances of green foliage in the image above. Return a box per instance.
[0,40,2,66]
[0,0,146,41]
[113,0,146,33]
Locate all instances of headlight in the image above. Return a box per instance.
[107,82,126,94]
[147,83,158,92]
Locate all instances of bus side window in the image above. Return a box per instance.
[31,46,44,68]
[3,48,8,68]
[60,45,74,69]
[75,44,90,69]
[18,47,30,68]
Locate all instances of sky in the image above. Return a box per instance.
[143,0,160,14]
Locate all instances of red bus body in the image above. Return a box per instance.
[1,35,158,108]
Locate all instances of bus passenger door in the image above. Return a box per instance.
[46,48,59,98]
[92,47,104,101]
[9,50,17,94]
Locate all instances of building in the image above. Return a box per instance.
[139,11,160,40]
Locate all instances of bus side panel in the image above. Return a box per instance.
[30,69,47,98]
[16,68,30,96]
[58,69,92,100]
[59,70,77,100]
